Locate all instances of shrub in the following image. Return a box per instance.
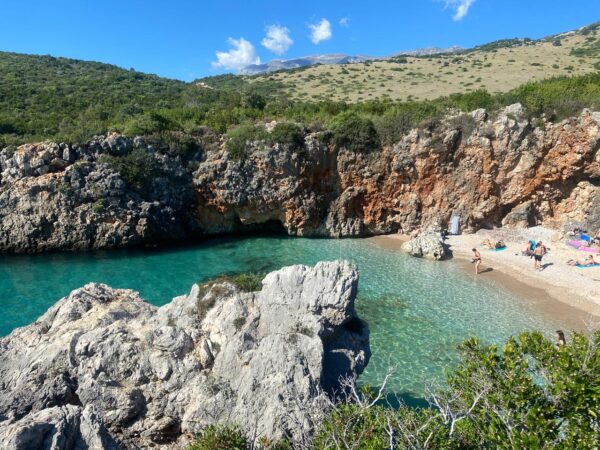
[158,132,201,159]
[99,148,161,191]
[374,112,414,145]
[92,198,106,213]
[225,124,267,161]
[314,330,600,449]
[331,113,380,153]
[243,91,267,110]
[447,114,477,143]
[268,122,304,149]
[123,111,176,136]
[187,424,247,450]
[227,272,266,292]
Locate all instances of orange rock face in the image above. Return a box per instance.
[194,107,600,236]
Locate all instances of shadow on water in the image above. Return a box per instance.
[367,387,430,409]
[0,226,294,266]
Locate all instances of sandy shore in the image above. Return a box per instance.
[369,227,600,331]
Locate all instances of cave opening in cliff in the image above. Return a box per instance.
[234,218,288,237]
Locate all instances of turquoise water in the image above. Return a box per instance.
[0,236,562,396]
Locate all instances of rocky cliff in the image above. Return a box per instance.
[0,261,370,449]
[1,104,599,252]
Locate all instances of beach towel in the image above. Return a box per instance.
[568,239,582,249]
[576,263,600,268]
[580,246,600,254]
[490,246,507,252]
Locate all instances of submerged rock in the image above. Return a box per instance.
[402,234,447,260]
[0,261,370,449]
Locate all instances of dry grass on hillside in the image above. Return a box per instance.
[247,30,600,103]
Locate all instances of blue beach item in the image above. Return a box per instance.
[575,263,600,268]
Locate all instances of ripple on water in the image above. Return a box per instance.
[0,236,563,396]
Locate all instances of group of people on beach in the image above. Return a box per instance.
[472,237,598,275]
[471,239,548,274]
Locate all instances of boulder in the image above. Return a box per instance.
[402,234,446,260]
[0,261,370,449]
[502,201,535,228]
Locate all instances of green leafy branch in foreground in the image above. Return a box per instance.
[187,330,599,449]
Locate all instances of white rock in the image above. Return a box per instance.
[0,261,369,449]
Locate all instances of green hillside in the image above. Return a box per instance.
[1,22,600,146]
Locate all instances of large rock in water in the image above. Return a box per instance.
[0,261,370,449]
[402,234,446,260]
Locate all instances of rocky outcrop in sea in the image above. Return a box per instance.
[0,261,370,449]
[1,105,599,252]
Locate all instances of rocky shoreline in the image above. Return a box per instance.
[0,261,370,449]
[1,105,599,253]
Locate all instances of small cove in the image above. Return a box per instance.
[0,235,567,395]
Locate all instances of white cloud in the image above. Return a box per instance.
[261,25,293,55]
[445,0,475,21]
[309,18,332,44]
[212,38,260,71]
[339,17,350,27]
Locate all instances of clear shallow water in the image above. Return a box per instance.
[0,235,562,396]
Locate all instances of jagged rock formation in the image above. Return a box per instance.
[1,105,599,252]
[0,261,370,449]
[401,234,447,260]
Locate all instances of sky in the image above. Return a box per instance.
[1,0,599,81]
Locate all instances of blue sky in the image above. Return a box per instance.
[1,0,599,80]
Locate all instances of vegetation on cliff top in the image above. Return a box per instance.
[187,330,599,449]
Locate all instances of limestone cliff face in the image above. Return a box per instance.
[195,106,600,237]
[0,261,370,449]
[1,105,599,252]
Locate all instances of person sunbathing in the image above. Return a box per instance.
[567,255,597,266]
[481,239,494,249]
[495,240,506,249]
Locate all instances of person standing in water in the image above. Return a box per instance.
[533,241,547,271]
[556,330,566,347]
[472,248,482,275]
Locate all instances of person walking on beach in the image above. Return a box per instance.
[471,248,482,275]
[533,241,546,271]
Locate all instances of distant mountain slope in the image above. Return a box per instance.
[239,48,464,75]
[240,54,374,75]
[245,22,600,102]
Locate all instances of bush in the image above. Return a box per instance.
[314,330,600,449]
[187,424,247,450]
[374,112,414,145]
[123,111,176,136]
[227,272,266,292]
[225,124,267,161]
[99,148,161,191]
[447,114,477,143]
[268,122,304,149]
[331,113,380,153]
